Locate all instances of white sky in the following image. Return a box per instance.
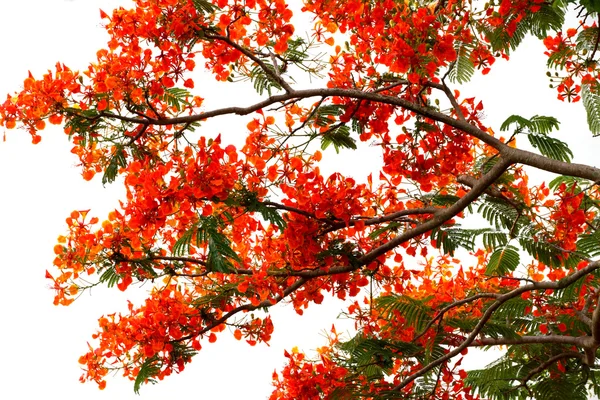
[0,1,599,399]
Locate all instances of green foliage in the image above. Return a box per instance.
[465,357,524,399]
[129,257,159,279]
[582,83,600,135]
[478,197,520,231]
[518,236,563,268]
[368,221,403,239]
[430,227,492,255]
[310,104,345,127]
[500,114,560,134]
[528,4,565,37]
[499,113,570,162]
[163,87,193,112]
[375,295,432,333]
[482,230,510,251]
[531,376,589,400]
[282,37,312,65]
[63,107,106,145]
[241,198,287,232]
[576,26,600,52]
[577,232,600,257]
[251,63,283,95]
[102,144,127,185]
[466,344,593,400]
[190,0,219,14]
[486,245,520,275]
[480,3,564,53]
[134,356,161,394]
[494,297,531,321]
[527,133,573,163]
[337,336,398,379]
[99,264,120,288]
[548,175,587,191]
[448,41,475,84]
[579,0,600,13]
[317,239,362,266]
[172,215,241,272]
[320,124,357,153]
[422,193,461,207]
[192,282,242,309]
[305,104,357,152]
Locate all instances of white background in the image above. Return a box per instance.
[0,1,598,399]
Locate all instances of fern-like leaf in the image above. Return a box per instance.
[133,356,161,394]
[376,295,431,332]
[486,245,520,274]
[449,41,475,84]
[527,133,573,162]
[191,0,219,14]
[582,83,600,135]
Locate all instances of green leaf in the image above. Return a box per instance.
[310,104,345,127]
[375,295,431,332]
[190,0,219,14]
[486,245,520,275]
[580,0,600,13]
[548,175,587,191]
[529,2,565,38]
[257,205,287,232]
[99,265,121,288]
[172,225,195,256]
[199,216,242,273]
[547,44,575,68]
[478,3,563,55]
[576,26,600,52]
[102,145,127,185]
[499,114,531,132]
[320,124,357,153]
[430,227,491,255]
[172,216,241,272]
[251,64,283,95]
[518,237,563,268]
[231,190,287,232]
[422,193,460,207]
[577,232,600,257]
[478,197,520,231]
[500,114,560,134]
[482,231,509,251]
[368,221,402,239]
[527,133,573,162]
[582,83,600,135]
[448,41,475,84]
[163,87,192,112]
[133,356,161,394]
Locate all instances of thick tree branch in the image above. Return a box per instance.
[472,335,586,347]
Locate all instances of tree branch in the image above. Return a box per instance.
[518,351,584,387]
[472,335,586,347]
[392,259,600,392]
[412,293,502,343]
[93,87,600,181]
[359,157,512,265]
[204,32,294,93]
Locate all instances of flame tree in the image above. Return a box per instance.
[4,0,600,398]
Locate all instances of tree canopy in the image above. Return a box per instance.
[4,0,600,398]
